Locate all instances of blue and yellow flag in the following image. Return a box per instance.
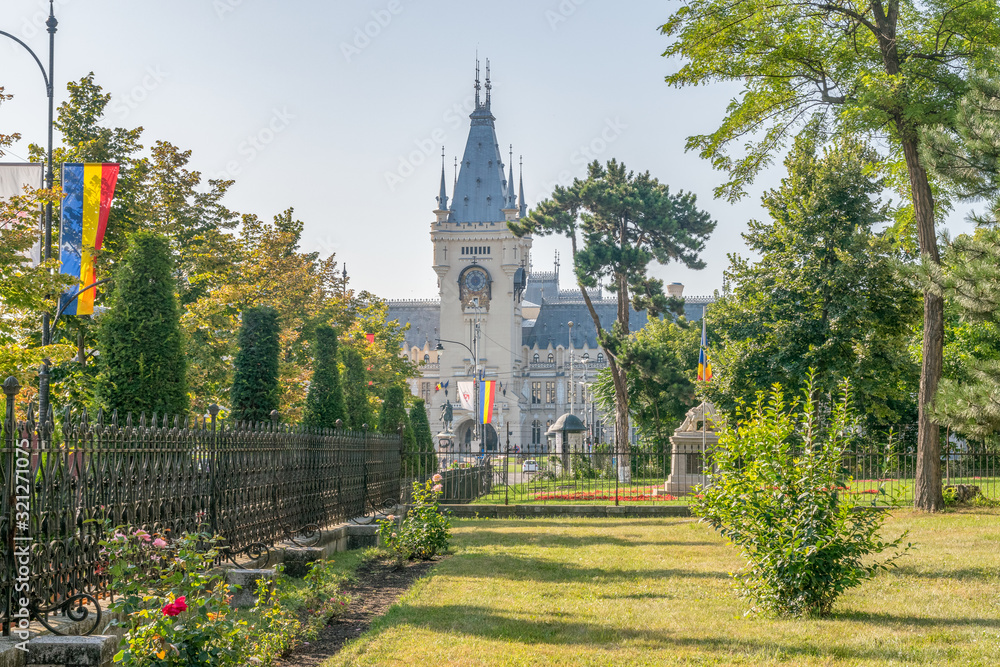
[697,317,712,382]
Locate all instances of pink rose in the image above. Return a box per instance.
[432,473,443,482]
[153,538,168,549]
[432,484,443,492]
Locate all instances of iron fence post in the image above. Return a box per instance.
[208,404,219,535]
[3,377,21,636]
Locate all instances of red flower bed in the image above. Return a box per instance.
[531,489,676,502]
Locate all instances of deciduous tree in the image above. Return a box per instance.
[661,0,1000,510]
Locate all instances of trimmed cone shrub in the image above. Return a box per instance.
[342,347,372,430]
[230,306,280,423]
[96,231,187,416]
[304,325,346,429]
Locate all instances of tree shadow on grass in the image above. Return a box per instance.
[830,610,1000,629]
[456,529,720,550]
[445,553,728,583]
[373,604,925,663]
[890,564,1000,582]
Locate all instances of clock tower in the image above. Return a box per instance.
[430,60,531,453]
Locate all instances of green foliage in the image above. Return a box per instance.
[342,346,373,429]
[303,325,346,429]
[96,231,188,416]
[510,159,715,456]
[102,529,246,666]
[230,306,280,423]
[704,137,920,429]
[593,315,701,446]
[660,0,1000,203]
[378,384,409,437]
[928,228,1000,436]
[409,398,438,474]
[378,478,451,566]
[691,376,910,617]
[922,64,1000,437]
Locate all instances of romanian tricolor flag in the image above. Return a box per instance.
[59,163,119,316]
[478,380,496,424]
[697,316,713,382]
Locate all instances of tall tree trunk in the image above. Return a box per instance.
[571,230,632,482]
[870,0,944,512]
[900,133,944,512]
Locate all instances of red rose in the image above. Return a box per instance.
[162,596,187,617]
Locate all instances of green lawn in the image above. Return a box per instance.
[321,510,1000,666]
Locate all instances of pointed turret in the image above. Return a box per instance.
[506,145,517,210]
[519,155,527,218]
[436,147,449,211]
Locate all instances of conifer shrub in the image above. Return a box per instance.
[409,398,438,475]
[691,374,910,617]
[96,231,187,415]
[230,306,280,423]
[303,325,346,429]
[342,347,372,430]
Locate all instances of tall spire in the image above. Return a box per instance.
[474,56,481,108]
[485,59,492,109]
[436,146,449,211]
[519,155,527,218]
[506,145,517,209]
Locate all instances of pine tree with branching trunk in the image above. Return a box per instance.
[510,159,715,482]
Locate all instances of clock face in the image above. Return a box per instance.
[464,268,487,292]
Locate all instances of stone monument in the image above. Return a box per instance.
[664,402,718,495]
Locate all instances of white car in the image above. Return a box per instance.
[522,459,538,474]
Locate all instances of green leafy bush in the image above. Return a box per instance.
[102,529,246,665]
[691,377,910,617]
[379,477,451,566]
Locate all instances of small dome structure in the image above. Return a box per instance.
[546,413,587,435]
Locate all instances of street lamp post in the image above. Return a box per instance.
[436,333,483,455]
[2,1,59,419]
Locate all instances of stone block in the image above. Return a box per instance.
[225,569,275,608]
[346,524,378,550]
[282,547,323,578]
[26,635,118,667]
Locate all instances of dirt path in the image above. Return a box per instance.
[276,557,441,666]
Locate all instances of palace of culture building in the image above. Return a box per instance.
[386,65,711,455]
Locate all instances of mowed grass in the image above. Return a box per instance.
[321,510,1000,667]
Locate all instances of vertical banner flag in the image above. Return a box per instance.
[478,380,496,424]
[0,163,44,265]
[365,333,375,344]
[457,381,475,412]
[697,316,713,382]
[59,163,119,316]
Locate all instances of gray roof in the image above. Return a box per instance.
[547,413,587,433]
[448,103,511,223]
[522,300,649,349]
[385,300,441,349]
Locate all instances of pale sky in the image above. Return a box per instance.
[0,0,976,301]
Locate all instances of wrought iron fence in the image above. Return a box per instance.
[402,437,1000,506]
[1,377,403,636]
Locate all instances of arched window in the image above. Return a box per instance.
[547,352,554,363]
[533,353,539,363]
[531,420,542,445]
[597,353,605,363]
[582,353,590,361]
[423,354,430,362]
